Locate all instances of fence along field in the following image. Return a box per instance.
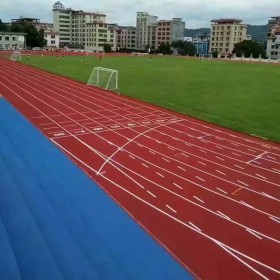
[18,53,280,142]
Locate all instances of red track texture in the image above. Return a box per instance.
[0,58,280,279]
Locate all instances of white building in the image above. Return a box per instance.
[136,12,158,50]
[209,18,247,55]
[117,26,136,50]
[52,1,116,51]
[0,32,26,50]
[44,31,60,48]
[266,16,280,60]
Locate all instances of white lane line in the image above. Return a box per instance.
[231,143,239,147]
[42,126,60,130]
[215,146,224,150]
[234,164,244,170]
[185,142,192,146]
[248,149,257,153]
[255,174,267,180]
[162,158,170,162]
[246,229,262,240]
[237,180,249,187]
[181,153,189,158]
[193,196,205,204]
[149,150,155,155]
[197,161,206,166]
[216,187,228,194]
[266,155,277,161]
[59,120,73,124]
[129,155,135,159]
[173,183,183,190]
[216,170,226,176]
[217,211,231,220]
[138,143,143,147]
[215,156,224,161]
[156,172,165,178]
[240,201,255,209]
[147,191,157,198]
[273,168,280,173]
[232,152,241,157]
[269,217,280,224]
[195,176,205,182]
[166,204,177,213]
[168,146,175,150]
[177,166,186,172]
[155,140,161,144]
[261,192,278,200]
[64,124,79,128]
[188,222,202,232]
[199,149,207,154]
[39,122,53,126]
[141,163,149,168]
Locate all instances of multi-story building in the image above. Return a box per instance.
[136,13,185,51]
[209,18,247,55]
[44,31,59,48]
[266,16,280,59]
[156,18,185,49]
[0,32,26,50]
[193,33,210,55]
[52,1,116,51]
[136,12,158,50]
[11,17,53,31]
[116,26,136,50]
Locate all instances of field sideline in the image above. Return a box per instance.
[20,54,280,142]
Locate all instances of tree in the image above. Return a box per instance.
[232,40,266,58]
[0,19,8,31]
[103,43,112,53]
[172,40,196,56]
[157,42,172,55]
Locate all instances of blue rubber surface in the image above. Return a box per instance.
[0,98,193,280]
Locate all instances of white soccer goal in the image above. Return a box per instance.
[199,54,213,59]
[87,67,118,91]
[10,51,21,62]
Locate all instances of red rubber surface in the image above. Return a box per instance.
[0,58,280,279]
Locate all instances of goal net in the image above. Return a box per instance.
[87,67,118,91]
[199,54,213,59]
[10,51,21,62]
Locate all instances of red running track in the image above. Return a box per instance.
[0,58,280,279]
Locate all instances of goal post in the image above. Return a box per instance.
[10,51,21,62]
[87,67,118,91]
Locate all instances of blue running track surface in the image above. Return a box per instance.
[0,98,193,279]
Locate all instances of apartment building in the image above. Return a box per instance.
[209,18,247,55]
[52,1,116,51]
[156,18,185,49]
[116,26,136,50]
[266,16,280,59]
[11,17,53,31]
[0,32,26,50]
[136,12,158,50]
[44,31,59,48]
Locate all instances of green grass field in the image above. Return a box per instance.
[21,54,280,142]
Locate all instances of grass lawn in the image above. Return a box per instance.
[21,54,280,142]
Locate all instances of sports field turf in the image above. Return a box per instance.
[21,54,280,142]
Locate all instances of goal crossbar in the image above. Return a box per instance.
[87,67,118,91]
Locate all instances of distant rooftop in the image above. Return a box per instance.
[211,19,242,24]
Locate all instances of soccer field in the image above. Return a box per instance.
[21,54,280,142]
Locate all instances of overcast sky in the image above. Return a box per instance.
[0,0,279,28]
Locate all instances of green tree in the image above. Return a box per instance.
[103,43,112,53]
[0,19,8,31]
[158,42,172,55]
[172,40,196,56]
[232,40,266,58]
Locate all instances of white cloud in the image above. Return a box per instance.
[0,0,279,28]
